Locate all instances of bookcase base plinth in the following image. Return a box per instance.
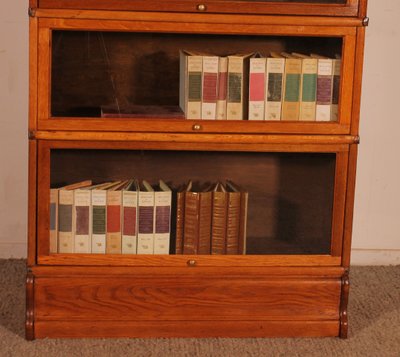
[30,267,343,339]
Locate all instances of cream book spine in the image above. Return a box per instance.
[248,57,266,121]
[154,180,172,255]
[227,55,249,120]
[58,189,75,253]
[137,182,155,254]
[299,58,318,121]
[49,188,59,253]
[179,51,202,119]
[216,57,228,120]
[265,57,285,121]
[106,188,123,254]
[122,184,138,254]
[91,189,107,254]
[74,189,91,253]
[316,58,334,121]
[201,55,219,120]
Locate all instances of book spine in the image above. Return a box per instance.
[211,190,227,255]
[58,189,74,253]
[137,191,154,254]
[91,190,107,254]
[185,55,203,119]
[226,57,244,120]
[316,58,334,121]
[74,189,91,253]
[106,190,122,254]
[238,191,249,255]
[183,192,200,254]
[198,191,212,254]
[265,58,285,121]
[122,191,138,254]
[226,191,241,254]
[201,56,219,120]
[299,58,318,121]
[49,188,58,254]
[175,190,185,254]
[282,58,302,121]
[248,57,266,120]
[331,59,341,122]
[216,57,228,120]
[154,190,171,255]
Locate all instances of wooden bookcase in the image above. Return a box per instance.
[27,0,368,339]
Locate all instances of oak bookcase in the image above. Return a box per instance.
[27,0,368,339]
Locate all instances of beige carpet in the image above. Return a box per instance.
[0,259,399,357]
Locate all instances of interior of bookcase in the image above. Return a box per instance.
[50,149,335,255]
[51,31,343,118]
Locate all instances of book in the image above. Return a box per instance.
[183,182,212,254]
[211,182,228,255]
[226,180,248,254]
[106,180,129,254]
[57,180,92,253]
[122,179,139,254]
[331,57,341,122]
[175,181,190,254]
[216,56,228,120]
[49,188,59,253]
[225,183,242,254]
[292,53,318,121]
[179,50,203,119]
[154,180,172,255]
[312,54,334,121]
[281,52,302,121]
[201,55,219,120]
[226,53,252,120]
[248,55,266,120]
[137,180,155,254]
[265,56,285,121]
[73,187,92,253]
[91,181,120,254]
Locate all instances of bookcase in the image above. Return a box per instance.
[27,0,368,339]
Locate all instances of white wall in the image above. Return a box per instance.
[0,1,399,264]
[0,1,28,258]
[351,0,400,265]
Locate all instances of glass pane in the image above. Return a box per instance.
[50,149,335,255]
[51,31,342,122]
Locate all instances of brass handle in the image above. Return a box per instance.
[187,259,197,267]
[192,124,202,131]
[197,4,207,11]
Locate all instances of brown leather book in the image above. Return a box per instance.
[226,180,248,255]
[225,183,241,255]
[183,182,212,255]
[211,182,228,255]
[175,182,190,254]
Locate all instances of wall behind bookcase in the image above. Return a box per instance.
[0,0,399,264]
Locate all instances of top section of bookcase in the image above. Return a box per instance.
[31,0,367,18]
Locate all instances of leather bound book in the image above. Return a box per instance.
[226,180,249,255]
[225,184,241,255]
[183,182,212,255]
[211,183,228,255]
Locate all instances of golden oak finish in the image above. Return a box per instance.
[27,0,368,339]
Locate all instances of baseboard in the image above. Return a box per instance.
[351,249,400,266]
[0,242,27,259]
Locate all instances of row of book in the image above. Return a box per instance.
[179,50,341,122]
[49,179,249,255]
[175,181,248,255]
[50,179,172,255]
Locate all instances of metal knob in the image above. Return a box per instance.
[197,4,207,11]
[192,124,202,131]
[187,259,197,267]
